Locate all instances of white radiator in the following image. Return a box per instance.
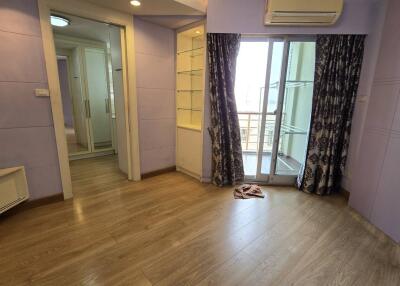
[0,167,29,213]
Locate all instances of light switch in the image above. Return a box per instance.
[35,88,50,97]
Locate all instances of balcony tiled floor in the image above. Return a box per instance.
[242,152,301,177]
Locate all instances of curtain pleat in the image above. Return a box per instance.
[207,33,244,186]
[298,34,366,195]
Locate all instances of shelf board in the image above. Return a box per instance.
[177,89,203,93]
[192,35,204,41]
[269,80,314,89]
[177,124,202,132]
[177,69,203,76]
[177,108,202,112]
[177,47,204,57]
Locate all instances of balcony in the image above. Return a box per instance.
[238,112,305,177]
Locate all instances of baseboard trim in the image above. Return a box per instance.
[0,193,64,218]
[141,166,176,179]
[69,150,114,161]
[200,177,212,183]
[341,188,350,201]
[176,166,201,181]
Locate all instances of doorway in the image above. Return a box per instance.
[38,0,141,199]
[52,12,130,181]
[235,37,316,184]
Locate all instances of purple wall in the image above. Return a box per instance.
[350,0,400,243]
[0,0,63,200]
[0,1,177,201]
[57,59,74,128]
[207,0,386,192]
[207,0,377,34]
[134,18,176,174]
[1,0,389,207]
[342,0,388,191]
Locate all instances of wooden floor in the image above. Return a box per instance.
[1,155,399,286]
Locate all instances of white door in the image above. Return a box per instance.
[67,47,91,155]
[84,47,113,151]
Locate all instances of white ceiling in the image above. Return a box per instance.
[53,0,206,34]
[138,15,205,29]
[52,10,205,44]
[83,0,206,16]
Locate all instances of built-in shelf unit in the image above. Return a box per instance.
[176,23,206,179]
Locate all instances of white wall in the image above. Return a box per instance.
[134,18,176,174]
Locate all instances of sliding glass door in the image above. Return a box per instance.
[235,40,269,177]
[235,37,315,184]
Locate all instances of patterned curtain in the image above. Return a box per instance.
[207,33,244,186]
[298,34,366,195]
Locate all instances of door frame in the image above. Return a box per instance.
[38,0,141,199]
[256,38,290,184]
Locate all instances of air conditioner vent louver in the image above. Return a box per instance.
[270,12,338,24]
[265,0,344,26]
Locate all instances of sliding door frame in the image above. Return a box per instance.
[241,35,315,185]
[256,38,290,183]
[255,40,274,179]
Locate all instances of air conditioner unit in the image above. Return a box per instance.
[0,166,29,214]
[265,0,344,26]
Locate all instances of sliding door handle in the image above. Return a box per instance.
[105,98,110,114]
[88,100,91,118]
[85,99,91,118]
[84,100,88,118]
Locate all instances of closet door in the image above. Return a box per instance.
[84,48,113,151]
[68,47,91,155]
[370,134,400,243]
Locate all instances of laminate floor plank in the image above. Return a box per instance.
[0,155,399,286]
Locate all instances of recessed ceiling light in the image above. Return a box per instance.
[130,0,141,6]
[50,15,70,27]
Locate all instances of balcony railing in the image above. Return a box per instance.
[238,112,307,153]
[238,112,273,153]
